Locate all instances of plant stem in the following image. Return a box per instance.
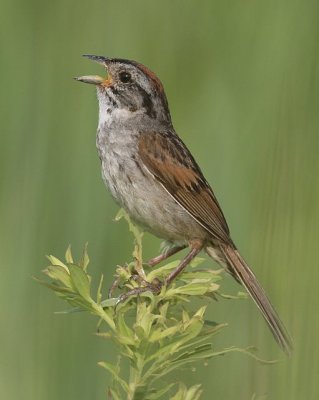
[92,303,116,331]
[127,357,145,400]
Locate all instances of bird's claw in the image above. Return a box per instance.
[115,278,163,306]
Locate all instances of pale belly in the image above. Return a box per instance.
[100,151,208,243]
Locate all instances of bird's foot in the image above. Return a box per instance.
[116,276,162,305]
[108,261,163,303]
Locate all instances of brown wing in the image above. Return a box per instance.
[138,131,232,244]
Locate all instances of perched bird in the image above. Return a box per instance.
[75,55,292,354]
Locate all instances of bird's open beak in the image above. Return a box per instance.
[74,54,113,87]
[74,75,105,85]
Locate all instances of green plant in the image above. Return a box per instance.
[38,210,265,399]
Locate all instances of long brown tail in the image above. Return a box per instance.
[207,244,292,355]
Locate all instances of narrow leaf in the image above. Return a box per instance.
[100,298,118,308]
[184,384,203,400]
[149,324,182,342]
[43,265,72,288]
[46,255,68,272]
[68,264,92,302]
[107,388,121,400]
[65,245,74,263]
[97,273,104,304]
[98,361,129,393]
[146,260,180,282]
[189,257,206,268]
[170,384,187,400]
[79,242,90,271]
[146,383,176,399]
[116,313,135,344]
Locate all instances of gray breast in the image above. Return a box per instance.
[96,121,207,242]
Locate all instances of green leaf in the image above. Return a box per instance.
[68,264,92,302]
[146,307,208,368]
[54,307,84,314]
[170,343,213,364]
[146,260,180,282]
[180,269,221,282]
[65,245,74,263]
[35,276,74,295]
[100,298,119,308]
[170,384,187,400]
[184,384,203,400]
[180,307,206,338]
[79,242,90,271]
[149,323,182,342]
[115,209,145,277]
[167,282,211,296]
[116,313,136,345]
[189,257,206,268]
[98,361,129,393]
[97,273,104,304]
[107,387,121,400]
[219,291,248,300]
[43,265,72,288]
[144,336,185,365]
[46,255,68,272]
[135,302,158,338]
[115,334,136,346]
[193,306,206,319]
[146,383,176,399]
[164,346,274,376]
[177,324,227,354]
[182,310,190,325]
[170,383,203,400]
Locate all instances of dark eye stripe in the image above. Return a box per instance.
[135,85,157,119]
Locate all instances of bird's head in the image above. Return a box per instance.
[75,55,171,125]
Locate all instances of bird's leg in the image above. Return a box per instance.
[146,245,186,267]
[108,275,122,298]
[165,240,203,286]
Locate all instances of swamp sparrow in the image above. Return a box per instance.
[76,55,292,354]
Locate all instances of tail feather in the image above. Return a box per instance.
[208,244,292,355]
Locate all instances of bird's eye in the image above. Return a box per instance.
[119,71,132,83]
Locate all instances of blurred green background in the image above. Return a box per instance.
[1,0,318,398]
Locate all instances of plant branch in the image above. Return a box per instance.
[38,209,269,400]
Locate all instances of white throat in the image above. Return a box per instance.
[96,89,143,130]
